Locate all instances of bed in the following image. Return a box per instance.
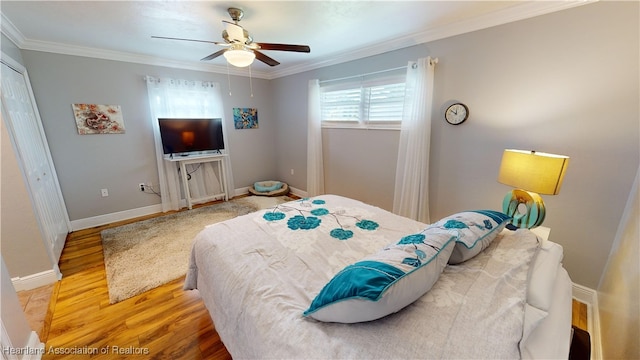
[185,195,573,359]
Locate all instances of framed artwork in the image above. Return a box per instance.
[233,108,258,129]
[72,104,125,134]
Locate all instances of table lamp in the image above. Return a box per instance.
[497,149,569,229]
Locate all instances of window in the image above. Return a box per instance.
[320,75,406,129]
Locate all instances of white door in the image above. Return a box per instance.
[1,57,71,264]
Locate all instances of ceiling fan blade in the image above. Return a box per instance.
[256,43,310,53]
[254,50,280,67]
[152,36,224,45]
[201,49,227,61]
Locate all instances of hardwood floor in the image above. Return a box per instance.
[572,299,589,331]
[42,207,232,360]
[27,203,588,359]
[16,283,55,341]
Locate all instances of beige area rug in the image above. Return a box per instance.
[101,196,293,304]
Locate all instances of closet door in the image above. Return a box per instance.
[1,57,71,264]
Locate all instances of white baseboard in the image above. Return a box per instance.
[11,269,58,292]
[24,331,44,360]
[572,283,601,360]
[71,186,308,231]
[288,186,307,198]
[234,186,250,196]
[70,203,163,231]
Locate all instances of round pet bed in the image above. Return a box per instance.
[249,181,289,197]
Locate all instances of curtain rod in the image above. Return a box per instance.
[319,65,408,85]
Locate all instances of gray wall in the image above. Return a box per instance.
[19,52,278,221]
[322,128,400,209]
[598,167,639,359]
[271,1,640,289]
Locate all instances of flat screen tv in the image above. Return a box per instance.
[158,118,224,156]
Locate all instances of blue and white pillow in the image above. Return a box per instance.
[303,230,456,323]
[432,210,511,264]
[303,210,509,323]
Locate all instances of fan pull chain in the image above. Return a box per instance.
[249,65,254,97]
[227,62,232,96]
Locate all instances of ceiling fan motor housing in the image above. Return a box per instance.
[228,8,244,22]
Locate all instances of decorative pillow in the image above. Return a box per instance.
[303,231,456,323]
[254,181,283,193]
[432,210,511,264]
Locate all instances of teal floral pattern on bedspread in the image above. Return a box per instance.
[287,215,321,230]
[262,197,380,241]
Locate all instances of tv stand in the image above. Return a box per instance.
[165,154,228,209]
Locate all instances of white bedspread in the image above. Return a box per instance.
[185,195,541,359]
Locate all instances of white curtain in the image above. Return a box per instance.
[393,57,437,223]
[307,79,325,196]
[145,77,235,212]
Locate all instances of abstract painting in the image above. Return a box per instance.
[233,108,258,129]
[72,104,125,134]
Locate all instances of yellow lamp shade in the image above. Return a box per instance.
[498,149,569,229]
[498,149,569,195]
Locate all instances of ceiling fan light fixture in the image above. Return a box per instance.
[224,45,255,67]
[153,8,309,67]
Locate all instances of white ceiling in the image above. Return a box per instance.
[1,1,591,79]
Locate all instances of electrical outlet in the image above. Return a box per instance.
[139,183,145,191]
[101,188,109,197]
[290,169,294,175]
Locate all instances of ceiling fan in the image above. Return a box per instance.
[152,7,310,67]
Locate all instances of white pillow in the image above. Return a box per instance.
[521,303,549,346]
[303,231,455,323]
[527,240,564,311]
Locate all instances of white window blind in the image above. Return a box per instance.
[365,82,405,122]
[321,88,361,122]
[320,74,406,129]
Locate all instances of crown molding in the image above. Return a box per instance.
[1,1,596,80]
[12,37,272,79]
[1,12,24,47]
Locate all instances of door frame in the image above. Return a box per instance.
[1,51,71,278]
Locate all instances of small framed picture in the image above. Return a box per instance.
[233,108,258,129]
[72,104,125,134]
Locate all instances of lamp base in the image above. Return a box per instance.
[502,189,546,229]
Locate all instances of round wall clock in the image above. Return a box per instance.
[445,103,469,125]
